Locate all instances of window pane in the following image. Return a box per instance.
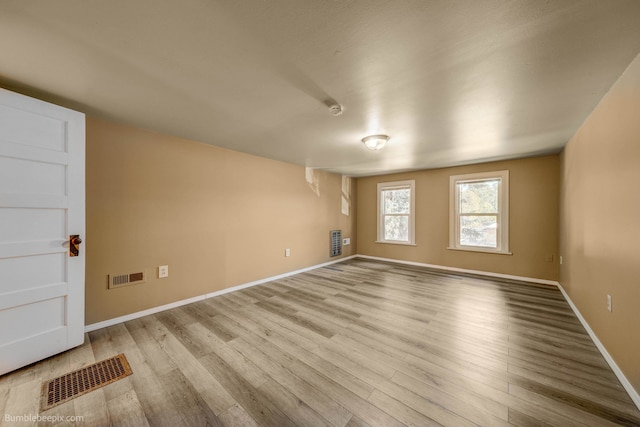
[459,215,497,248]
[383,188,410,214]
[384,215,409,241]
[459,180,498,213]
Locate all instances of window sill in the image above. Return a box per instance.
[447,246,512,255]
[376,241,417,246]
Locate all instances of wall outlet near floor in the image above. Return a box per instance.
[343,237,351,246]
[560,255,563,265]
[607,294,612,312]
[285,248,291,257]
[158,265,169,278]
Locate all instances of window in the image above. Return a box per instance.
[449,170,510,254]
[377,180,415,245]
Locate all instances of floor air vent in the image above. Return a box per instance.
[330,230,342,257]
[40,354,132,412]
[108,271,146,289]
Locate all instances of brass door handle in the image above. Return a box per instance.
[70,235,82,257]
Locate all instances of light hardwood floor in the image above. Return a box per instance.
[2,258,640,426]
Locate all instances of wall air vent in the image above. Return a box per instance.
[330,230,342,257]
[108,271,146,289]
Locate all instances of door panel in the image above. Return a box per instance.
[0,208,66,241]
[0,157,66,194]
[0,254,66,294]
[0,297,66,343]
[0,88,85,375]
[0,104,66,151]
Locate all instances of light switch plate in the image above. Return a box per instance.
[158,265,169,278]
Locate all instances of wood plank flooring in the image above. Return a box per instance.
[2,258,640,426]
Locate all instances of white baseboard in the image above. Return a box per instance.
[84,294,206,333]
[85,252,640,411]
[85,253,556,334]
[354,254,559,286]
[84,255,357,333]
[556,284,640,410]
[355,254,640,409]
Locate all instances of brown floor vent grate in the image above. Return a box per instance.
[40,353,132,412]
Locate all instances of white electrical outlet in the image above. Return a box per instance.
[560,256,563,265]
[285,248,291,257]
[607,294,612,312]
[158,265,169,278]
[343,238,351,246]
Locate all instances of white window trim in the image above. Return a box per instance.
[448,170,511,255]
[376,180,416,245]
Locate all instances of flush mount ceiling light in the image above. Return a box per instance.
[362,134,390,151]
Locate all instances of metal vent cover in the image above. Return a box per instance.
[330,230,342,257]
[108,271,146,289]
[40,354,132,412]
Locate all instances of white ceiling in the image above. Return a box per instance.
[1,1,640,176]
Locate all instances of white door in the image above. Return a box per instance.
[0,88,85,375]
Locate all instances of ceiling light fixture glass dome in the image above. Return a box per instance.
[362,134,390,150]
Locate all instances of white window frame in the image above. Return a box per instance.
[449,170,510,254]
[377,180,416,245]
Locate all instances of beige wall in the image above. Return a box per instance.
[560,54,640,393]
[356,155,560,281]
[86,117,356,324]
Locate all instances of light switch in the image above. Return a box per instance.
[158,265,169,278]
